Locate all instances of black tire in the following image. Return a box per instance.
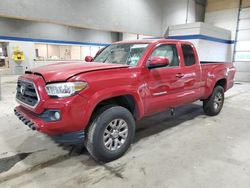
[85,106,135,162]
[203,85,224,116]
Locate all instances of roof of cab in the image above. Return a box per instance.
[114,38,184,44]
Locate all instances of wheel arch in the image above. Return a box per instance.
[82,91,144,131]
[91,94,139,119]
[214,78,227,91]
[203,77,227,100]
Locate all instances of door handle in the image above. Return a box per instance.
[176,73,184,78]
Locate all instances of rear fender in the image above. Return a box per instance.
[204,76,227,99]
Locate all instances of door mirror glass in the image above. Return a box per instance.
[148,56,169,69]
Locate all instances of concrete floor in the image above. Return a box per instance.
[0,75,250,188]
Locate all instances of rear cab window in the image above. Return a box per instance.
[181,44,196,66]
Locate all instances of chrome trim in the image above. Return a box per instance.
[16,79,40,109]
[226,67,230,77]
[152,91,167,96]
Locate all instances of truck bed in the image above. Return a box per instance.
[200,62,235,99]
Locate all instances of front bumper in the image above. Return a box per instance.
[14,106,85,145]
[14,75,90,144]
[14,85,90,133]
[14,108,37,130]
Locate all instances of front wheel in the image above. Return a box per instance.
[85,106,135,162]
[203,86,224,116]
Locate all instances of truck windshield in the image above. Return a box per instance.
[94,43,149,66]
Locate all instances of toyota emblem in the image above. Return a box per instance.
[20,85,26,95]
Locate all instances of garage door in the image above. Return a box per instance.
[235,1,250,62]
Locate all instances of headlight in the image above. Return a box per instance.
[45,82,88,98]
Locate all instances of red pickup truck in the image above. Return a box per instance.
[14,39,235,162]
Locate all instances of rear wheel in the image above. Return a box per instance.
[85,106,135,162]
[203,86,224,116]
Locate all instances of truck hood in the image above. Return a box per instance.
[28,62,129,82]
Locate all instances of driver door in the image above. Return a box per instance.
[144,43,185,115]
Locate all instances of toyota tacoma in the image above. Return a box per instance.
[14,39,235,162]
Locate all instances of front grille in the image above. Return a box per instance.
[16,80,39,108]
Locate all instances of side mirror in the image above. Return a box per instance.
[85,56,93,62]
[148,56,169,69]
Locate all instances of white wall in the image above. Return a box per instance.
[168,22,232,62]
[204,0,238,66]
[2,40,105,74]
[122,33,138,41]
[0,18,119,44]
[0,0,207,75]
[205,9,238,40]
[0,0,163,36]
[161,0,205,35]
[7,41,36,74]
[0,17,118,75]
[0,0,205,37]
[122,33,156,41]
